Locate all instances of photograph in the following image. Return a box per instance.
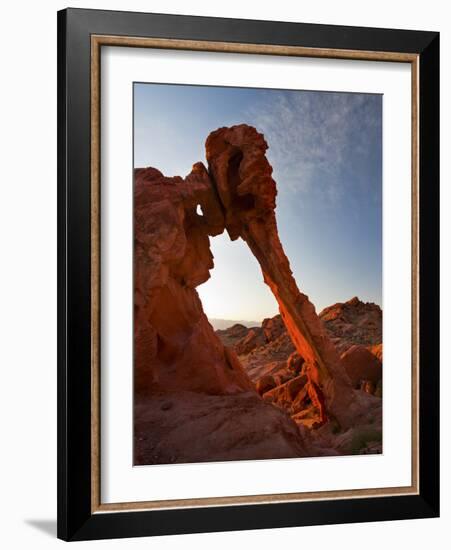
[133,83,384,465]
[53,5,440,542]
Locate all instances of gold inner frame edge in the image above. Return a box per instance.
[90,34,420,514]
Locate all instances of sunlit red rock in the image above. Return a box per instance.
[368,343,383,362]
[134,164,256,396]
[206,124,357,429]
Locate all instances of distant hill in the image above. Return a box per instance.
[208,318,260,331]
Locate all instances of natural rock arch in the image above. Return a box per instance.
[134,124,358,433]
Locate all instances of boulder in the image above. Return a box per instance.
[340,344,382,390]
[256,374,277,396]
[262,315,286,342]
[368,343,383,362]
[287,351,305,375]
[236,327,266,355]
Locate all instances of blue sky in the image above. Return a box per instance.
[134,83,382,322]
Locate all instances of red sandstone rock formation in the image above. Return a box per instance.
[134,391,307,464]
[134,163,253,396]
[134,157,309,463]
[206,124,356,428]
[134,123,382,464]
[221,299,382,371]
[368,343,383,362]
[320,297,382,354]
[235,328,266,355]
[262,315,286,342]
[217,299,383,428]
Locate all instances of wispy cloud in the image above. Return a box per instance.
[246,90,382,206]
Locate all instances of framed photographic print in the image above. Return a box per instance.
[57,8,439,541]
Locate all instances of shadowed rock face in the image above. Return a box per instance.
[206,125,356,428]
[134,163,254,397]
[341,344,382,390]
[134,391,307,465]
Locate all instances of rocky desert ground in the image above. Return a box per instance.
[216,296,382,451]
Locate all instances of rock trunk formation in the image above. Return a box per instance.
[205,124,357,429]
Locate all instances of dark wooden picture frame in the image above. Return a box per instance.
[57,7,439,541]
